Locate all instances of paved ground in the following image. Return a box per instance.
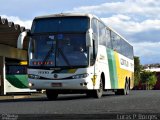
[0,90,159,115]
[0,90,160,119]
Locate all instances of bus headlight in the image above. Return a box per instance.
[72,73,89,79]
[29,82,34,87]
[28,74,40,79]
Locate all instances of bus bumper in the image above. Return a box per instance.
[28,78,94,90]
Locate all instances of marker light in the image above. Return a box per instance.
[92,75,97,86]
[20,61,27,65]
[32,61,53,65]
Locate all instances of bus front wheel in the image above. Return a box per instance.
[46,89,58,100]
[93,78,103,98]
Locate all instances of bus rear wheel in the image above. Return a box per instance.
[124,80,130,95]
[115,80,129,95]
[46,89,58,100]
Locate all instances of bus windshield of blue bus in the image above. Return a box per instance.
[29,34,88,67]
[31,17,89,33]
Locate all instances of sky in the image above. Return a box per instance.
[0,0,160,65]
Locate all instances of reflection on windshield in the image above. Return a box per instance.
[29,35,55,66]
[41,41,55,66]
[29,34,88,67]
[6,66,27,75]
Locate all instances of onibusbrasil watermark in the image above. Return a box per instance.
[1,114,18,120]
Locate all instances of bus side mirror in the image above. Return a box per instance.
[86,29,93,47]
[17,30,30,49]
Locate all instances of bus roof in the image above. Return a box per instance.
[34,13,95,19]
[34,13,132,46]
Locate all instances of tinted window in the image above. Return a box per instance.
[98,23,112,48]
[106,29,112,48]
[111,31,121,51]
[91,18,98,41]
[111,31,133,59]
[90,18,99,65]
[31,17,89,33]
[29,34,88,67]
[99,22,106,46]
[6,66,27,75]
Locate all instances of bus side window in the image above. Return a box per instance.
[91,18,98,41]
[99,22,106,46]
[111,31,121,52]
[90,18,98,65]
[111,31,133,59]
[106,29,111,48]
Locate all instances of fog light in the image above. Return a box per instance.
[80,82,88,86]
[84,82,87,86]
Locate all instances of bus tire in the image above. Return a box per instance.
[115,80,129,95]
[46,89,58,100]
[93,78,103,98]
[124,80,130,95]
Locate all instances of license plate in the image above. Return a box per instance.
[51,83,62,87]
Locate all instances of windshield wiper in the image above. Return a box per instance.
[42,44,54,66]
[58,48,70,66]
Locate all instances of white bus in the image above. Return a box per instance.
[4,59,36,94]
[19,13,134,100]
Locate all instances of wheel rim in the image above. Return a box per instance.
[125,82,129,95]
[97,79,103,97]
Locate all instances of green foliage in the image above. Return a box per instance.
[140,71,157,89]
[134,71,140,86]
[134,56,141,86]
[149,75,157,86]
[134,57,141,72]
[134,56,158,90]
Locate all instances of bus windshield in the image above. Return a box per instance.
[29,34,88,68]
[6,65,27,75]
[31,17,89,33]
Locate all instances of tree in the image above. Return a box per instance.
[134,56,141,87]
[140,71,157,90]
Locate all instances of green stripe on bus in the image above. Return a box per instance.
[6,75,29,88]
[107,49,118,89]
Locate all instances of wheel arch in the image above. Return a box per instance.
[101,72,105,90]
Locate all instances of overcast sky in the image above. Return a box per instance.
[0,0,160,65]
